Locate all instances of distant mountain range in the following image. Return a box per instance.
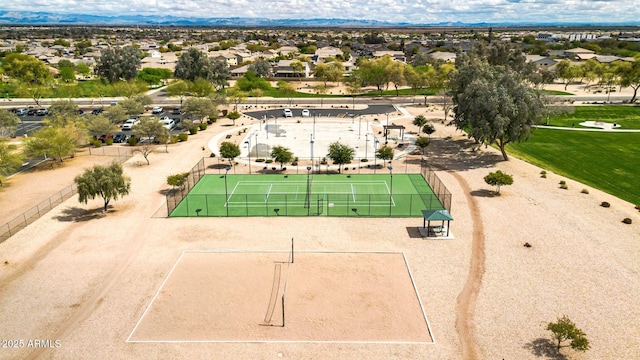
[1,11,639,27]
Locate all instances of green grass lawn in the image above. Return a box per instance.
[507,128,640,206]
[170,173,444,217]
[541,89,574,96]
[545,105,640,129]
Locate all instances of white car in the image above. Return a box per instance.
[122,118,140,130]
[283,108,293,117]
[159,118,175,130]
[301,109,310,117]
[152,106,163,114]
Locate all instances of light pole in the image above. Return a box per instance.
[254,132,258,159]
[266,116,269,139]
[224,165,231,217]
[244,137,251,174]
[385,112,389,143]
[306,166,312,215]
[313,112,316,139]
[365,133,369,160]
[388,166,393,215]
[374,138,379,174]
[358,116,361,138]
[310,134,314,167]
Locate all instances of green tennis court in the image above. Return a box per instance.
[169,173,445,217]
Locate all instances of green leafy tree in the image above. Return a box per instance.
[0,109,20,138]
[248,58,271,78]
[483,170,514,195]
[413,115,427,134]
[189,77,216,97]
[227,87,248,111]
[59,66,76,82]
[547,315,590,353]
[167,172,190,190]
[226,111,241,126]
[103,106,128,124]
[182,97,220,123]
[415,136,430,155]
[376,145,394,164]
[111,80,148,98]
[278,81,297,106]
[24,126,78,163]
[0,140,23,186]
[326,141,355,172]
[119,98,145,116]
[95,46,142,83]
[74,162,131,212]
[270,145,294,169]
[1,53,53,85]
[387,61,406,96]
[210,59,231,90]
[86,115,119,139]
[174,48,213,82]
[47,100,79,118]
[616,60,640,103]
[75,62,91,78]
[132,117,169,165]
[555,60,583,90]
[422,123,436,138]
[166,80,190,106]
[219,141,240,166]
[450,54,545,161]
[14,83,50,107]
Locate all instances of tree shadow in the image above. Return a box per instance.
[470,189,499,198]
[425,135,504,172]
[54,206,110,222]
[523,338,566,359]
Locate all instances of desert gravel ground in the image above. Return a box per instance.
[0,99,639,360]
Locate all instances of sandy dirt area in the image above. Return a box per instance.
[0,100,639,360]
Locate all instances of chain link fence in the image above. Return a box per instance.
[0,147,133,244]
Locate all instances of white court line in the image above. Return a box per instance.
[351,183,356,202]
[126,252,187,342]
[127,250,435,345]
[264,184,273,203]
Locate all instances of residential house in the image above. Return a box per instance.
[525,55,557,67]
[273,60,310,78]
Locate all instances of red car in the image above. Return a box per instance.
[97,134,114,143]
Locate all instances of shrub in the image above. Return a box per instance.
[622,218,632,224]
[255,158,265,163]
[559,180,566,185]
[210,152,215,157]
[127,136,138,146]
[560,184,568,190]
[92,139,102,147]
[601,202,611,208]
[581,189,589,194]
[225,134,232,139]
[541,173,547,178]
[170,135,179,144]
[199,122,207,130]
[105,138,114,146]
[361,158,368,162]
[265,159,273,163]
[222,109,228,117]
[177,133,188,142]
[189,126,198,135]
[540,170,547,175]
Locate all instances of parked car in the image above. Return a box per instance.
[27,109,37,116]
[16,108,28,116]
[152,106,163,114]
[283,108,293,117]
[121,118,140,130]
[113,133,127,143]
[36,109,48,116]
[91,108,104,115]
[302,109,310,117]
[159,118,175,130]
[97,134,114,143]
[172,107,181,115]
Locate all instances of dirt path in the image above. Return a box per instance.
[450,170,485,360]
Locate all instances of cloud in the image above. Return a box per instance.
[1,0,639,24]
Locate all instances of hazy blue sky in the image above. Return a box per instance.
[3,0,639,24]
